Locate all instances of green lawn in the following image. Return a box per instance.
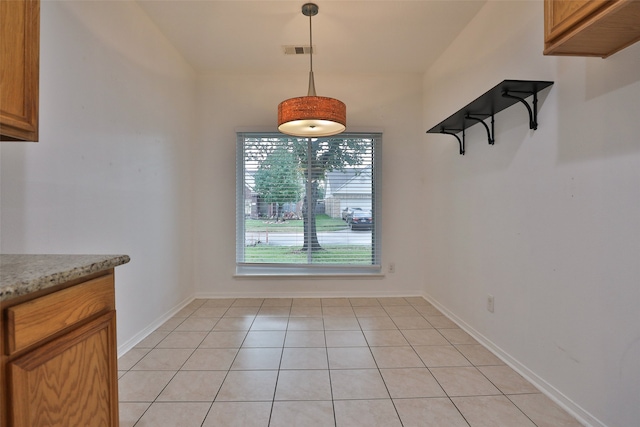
[245,214,348,232]
[243,214,372,264]
[244,244,372,264]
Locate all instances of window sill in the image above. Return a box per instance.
[236,264,382,277]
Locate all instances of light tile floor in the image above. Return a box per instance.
[118,297,584,427]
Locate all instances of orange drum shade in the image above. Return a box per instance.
[278,96,346,137]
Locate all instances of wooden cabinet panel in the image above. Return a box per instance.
[545,0,607,40]
[1,267,122,427]
[544,0,640,57]
[5,274,116,354]
[8,313,119,427]
[0,0,39,141]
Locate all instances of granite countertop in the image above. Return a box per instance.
[0,254,130,302]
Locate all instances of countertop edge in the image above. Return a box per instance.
[0,254,130,302]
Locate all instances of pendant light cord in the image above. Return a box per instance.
[309,11,313,75]
[307,6,316,96]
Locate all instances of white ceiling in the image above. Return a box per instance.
[136,0,486,74]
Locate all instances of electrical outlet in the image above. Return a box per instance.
[487,295,494,313]
[388,262,396,273]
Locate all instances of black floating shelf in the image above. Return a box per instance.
[426,80,554,155]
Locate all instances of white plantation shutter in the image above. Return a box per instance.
[236,132,382,275]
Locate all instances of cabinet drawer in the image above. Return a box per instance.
[5,274,115,354]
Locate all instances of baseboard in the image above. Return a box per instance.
[422,292,605,427]
[117,295,195,358]
[194,291,425,299]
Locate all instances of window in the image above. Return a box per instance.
[236,132,382,275]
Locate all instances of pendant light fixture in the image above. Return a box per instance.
[278,3,346,137]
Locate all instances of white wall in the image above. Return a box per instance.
[422,2,640,427]
[193,71,426,297]
[3,3,637,424]
[0,1,197,353]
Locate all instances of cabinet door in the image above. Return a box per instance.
[544,0,609,41]
[544,0,640,57]
[8,312,119,427]
[0,0,39,141]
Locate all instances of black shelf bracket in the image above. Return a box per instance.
[439,128,465,155]
[502,90,538,130]
[426,80,553,155]
[465,114,494,145]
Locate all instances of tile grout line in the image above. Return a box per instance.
[321,313,339,427]
[402,300,472,427]
[408,298,537,427]
[362,297,406,426]
[132,299,208,427]
[408,299,474,427]
[198,298,248,427]
[266,299,288,427]
[179,298,224,427]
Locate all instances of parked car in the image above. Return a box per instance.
[342,207,362,222]
[349,211,373,230]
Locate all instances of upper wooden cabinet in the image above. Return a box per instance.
[0,0,39,141]
[544,0,640,57]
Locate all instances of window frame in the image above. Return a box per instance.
[235,131,382,277]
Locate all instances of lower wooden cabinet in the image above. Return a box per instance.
[1,271,120,426]
[9,312,118,426]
